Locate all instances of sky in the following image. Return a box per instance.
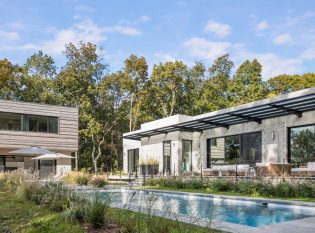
[0,0,315,80]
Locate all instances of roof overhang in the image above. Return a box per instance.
[123,88,315,141]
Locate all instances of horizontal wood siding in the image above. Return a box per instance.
[0,100,78,152]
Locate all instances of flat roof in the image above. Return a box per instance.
[124,88,315,140]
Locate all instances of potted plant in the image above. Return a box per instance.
[140,157,159,176]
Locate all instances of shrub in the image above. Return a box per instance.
[63,172,90,186]
[89,175,107,188]
[210,179,234,192]
[82,192,110,228]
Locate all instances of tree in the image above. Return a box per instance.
[56,42,107,171]
[228,59,268,106]
[268,73,315,96]
[20,51,58,104]
[197,54,234,112]
[183,62,206,115]
[122,55,149,131]
[0,59,22,100]
[149,61,189,118]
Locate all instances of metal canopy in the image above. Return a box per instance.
[124,91,315,140]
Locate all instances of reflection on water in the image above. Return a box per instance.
[82,188,315,227]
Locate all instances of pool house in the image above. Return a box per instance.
[0,99,78,176]
[123,88,315,177]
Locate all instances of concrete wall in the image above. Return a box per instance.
[123,110,315,173]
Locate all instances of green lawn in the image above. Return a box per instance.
[0,192,84,233]
[142,186,315,202]
[0,191,219,233]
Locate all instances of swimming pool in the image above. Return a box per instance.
[80,188,315,228]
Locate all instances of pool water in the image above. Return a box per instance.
[82,188,315,227]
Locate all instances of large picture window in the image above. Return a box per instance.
[163,141,171,175]
[289,125,315,166]
[207,132,262,167]
[0,111,58,134]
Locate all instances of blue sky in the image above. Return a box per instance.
[0,0,315,79]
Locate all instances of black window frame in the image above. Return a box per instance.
[182,139,192,172]
[0,111,59,134]
[207,131,262,167]
[163,140,172,175]
[288,124,315,165]
[127,148,139,174]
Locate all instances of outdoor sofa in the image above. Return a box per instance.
[203,164,250,177]
[291,162,315,177]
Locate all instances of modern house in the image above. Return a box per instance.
[0,99,78,176]
[123,88,315,176]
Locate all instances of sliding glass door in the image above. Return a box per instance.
[128,149,139,174]
[182,140,192,172]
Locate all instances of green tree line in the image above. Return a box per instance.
[1,42,315,172]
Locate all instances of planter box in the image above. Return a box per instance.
[140,164,159,175]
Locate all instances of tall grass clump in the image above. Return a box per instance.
[63,171,90,186]
[89,175,107,188]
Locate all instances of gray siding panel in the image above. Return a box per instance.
[0,100,78,152]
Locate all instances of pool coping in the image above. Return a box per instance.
[139,188,315,207]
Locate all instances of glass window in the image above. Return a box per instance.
[208,138,225,166]
[0,112,21,131]
[163,141,171,175]
[241,132,262,165]
[182,140,192,172]
[128,149,139,174]
[289,125,315,166]
[4,156,24,171]
[225,135,241,164]
[208,133,261,167]
[39,160,56,177]
[0,156,4,172]
[23,115,58,133]
[0,112,58,134]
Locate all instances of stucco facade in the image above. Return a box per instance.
[123,88,315,175]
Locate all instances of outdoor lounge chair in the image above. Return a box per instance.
[291,162,315,177]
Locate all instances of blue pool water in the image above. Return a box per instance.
[82,188,315,227]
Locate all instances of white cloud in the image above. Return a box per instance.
[5,19,105,54]
[135,16,151,23]
[104,25,142,36]
[75,5,96,12]
[155,52,176,62]
[1,18,143,54]
[273,33,292,45]
[286,11,314,26]
[256,21,268,31]
[301,44,315,60]
[184,37,231,60]
[0,30,19,40]
[235,51,302,79]
[203,20,231,37]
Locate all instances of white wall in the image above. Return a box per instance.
[123,138,141,171]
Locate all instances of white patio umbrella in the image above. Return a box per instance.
[8,146,54,156]
[32,153,75,160]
